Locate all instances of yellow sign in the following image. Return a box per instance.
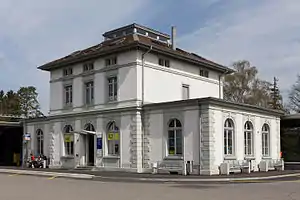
[107,133,119,140]
[114,133,119,140]
[169,150,175,155]
[108,133,114,140]
[64,134,73,142]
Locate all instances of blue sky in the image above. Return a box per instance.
[1,0,299,114]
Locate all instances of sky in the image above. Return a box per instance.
[1,0,300,114]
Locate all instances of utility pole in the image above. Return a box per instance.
[270,77,282,110]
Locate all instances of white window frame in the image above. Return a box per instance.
[167,119,182,156]
[158,58,170,67]
[244,121,254,156]
[108,77,118,101]
[262,124,270,157]
[224,119,234,156]
[105,57,117,66]
[182,84,190,100]
[85,81,94,105]
[36,129,44,155]
[63,67,73,76]
[64,85,73,105]
[83,62,94,72]
[63,125,74,156]
[106,121,120,156]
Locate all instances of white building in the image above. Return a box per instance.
[24,24,283,175]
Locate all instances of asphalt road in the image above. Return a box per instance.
[1,174,300,200]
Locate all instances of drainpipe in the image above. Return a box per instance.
[219,70,228,99]
[141,45,152,170]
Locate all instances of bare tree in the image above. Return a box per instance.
[288,75,300,113]
[224,60,276,108]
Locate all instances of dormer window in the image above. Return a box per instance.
[63,67,73,76]
[83,62,94,72]
[158,58,170,67]
[200,69,209,78]
[105,57,117,66]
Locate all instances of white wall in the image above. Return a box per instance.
[210,106,281,172]
[48,50,224,115]
[138,52,222,104]
[49,51,139,115]
[146,107,200,165]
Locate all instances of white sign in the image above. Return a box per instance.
[24,134,31,141]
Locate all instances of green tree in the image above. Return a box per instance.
[5,90,21,115]
[17,86,43,118]
[0,90,5,114]
[288,75,300,113]
[224,60,279,109]
[0,90,20,115]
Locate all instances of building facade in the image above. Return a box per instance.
[24,24,283,175]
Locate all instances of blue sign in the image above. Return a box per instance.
[97,138,102,150]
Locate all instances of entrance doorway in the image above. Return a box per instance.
[87,134,94,166]
[84,123,95,166]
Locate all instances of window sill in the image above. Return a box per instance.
[107,100,118,104]
[63,105,73,110]
[224,156,237,160]
[103,155,120,159]
[244,156,255,160]
[61,156,74,159]
[164,156,183,160]
[83,103,94,108]
[262,156,272,160]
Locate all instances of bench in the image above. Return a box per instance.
[152,159,184,174]
[220,160,251,175]
[259,159,284,172]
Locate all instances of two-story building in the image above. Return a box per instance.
[24,24,283,175]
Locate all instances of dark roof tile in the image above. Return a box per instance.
[38,34,234,74]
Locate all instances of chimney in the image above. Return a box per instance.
[171,26,176,50]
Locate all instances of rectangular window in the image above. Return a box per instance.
[262,133,269,156]
[168,129,182,156]
[182,84,189,100]
[107,133,120,156]
[83,62,94,72]
[158,58,170,67]
[85,81,94,105]
[64,134,74,156]
[244,131,253,156]
[105,57,117,66]
[108,77,118,101]
[64,85,73,105]
[224,129,233,155]
[200,69,209,78]
[63,67,73,76]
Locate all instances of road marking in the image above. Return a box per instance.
[48,176,57,180]
[8,173,19,177]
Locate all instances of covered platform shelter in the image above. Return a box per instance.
[0,115,23,166]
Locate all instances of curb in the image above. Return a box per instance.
[0,169,95,179]
[95,172,300,182]
[1,169,299,182]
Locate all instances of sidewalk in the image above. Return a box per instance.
[1,166,300,182]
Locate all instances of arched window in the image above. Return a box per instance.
[63,125,74,156]
[262,124,270,157]
[84,123,95,132]
[244,121,253,156]
[107,121,119,156]
[224,119,234,156]
[167,119,182,156]
[36,129,44,155]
